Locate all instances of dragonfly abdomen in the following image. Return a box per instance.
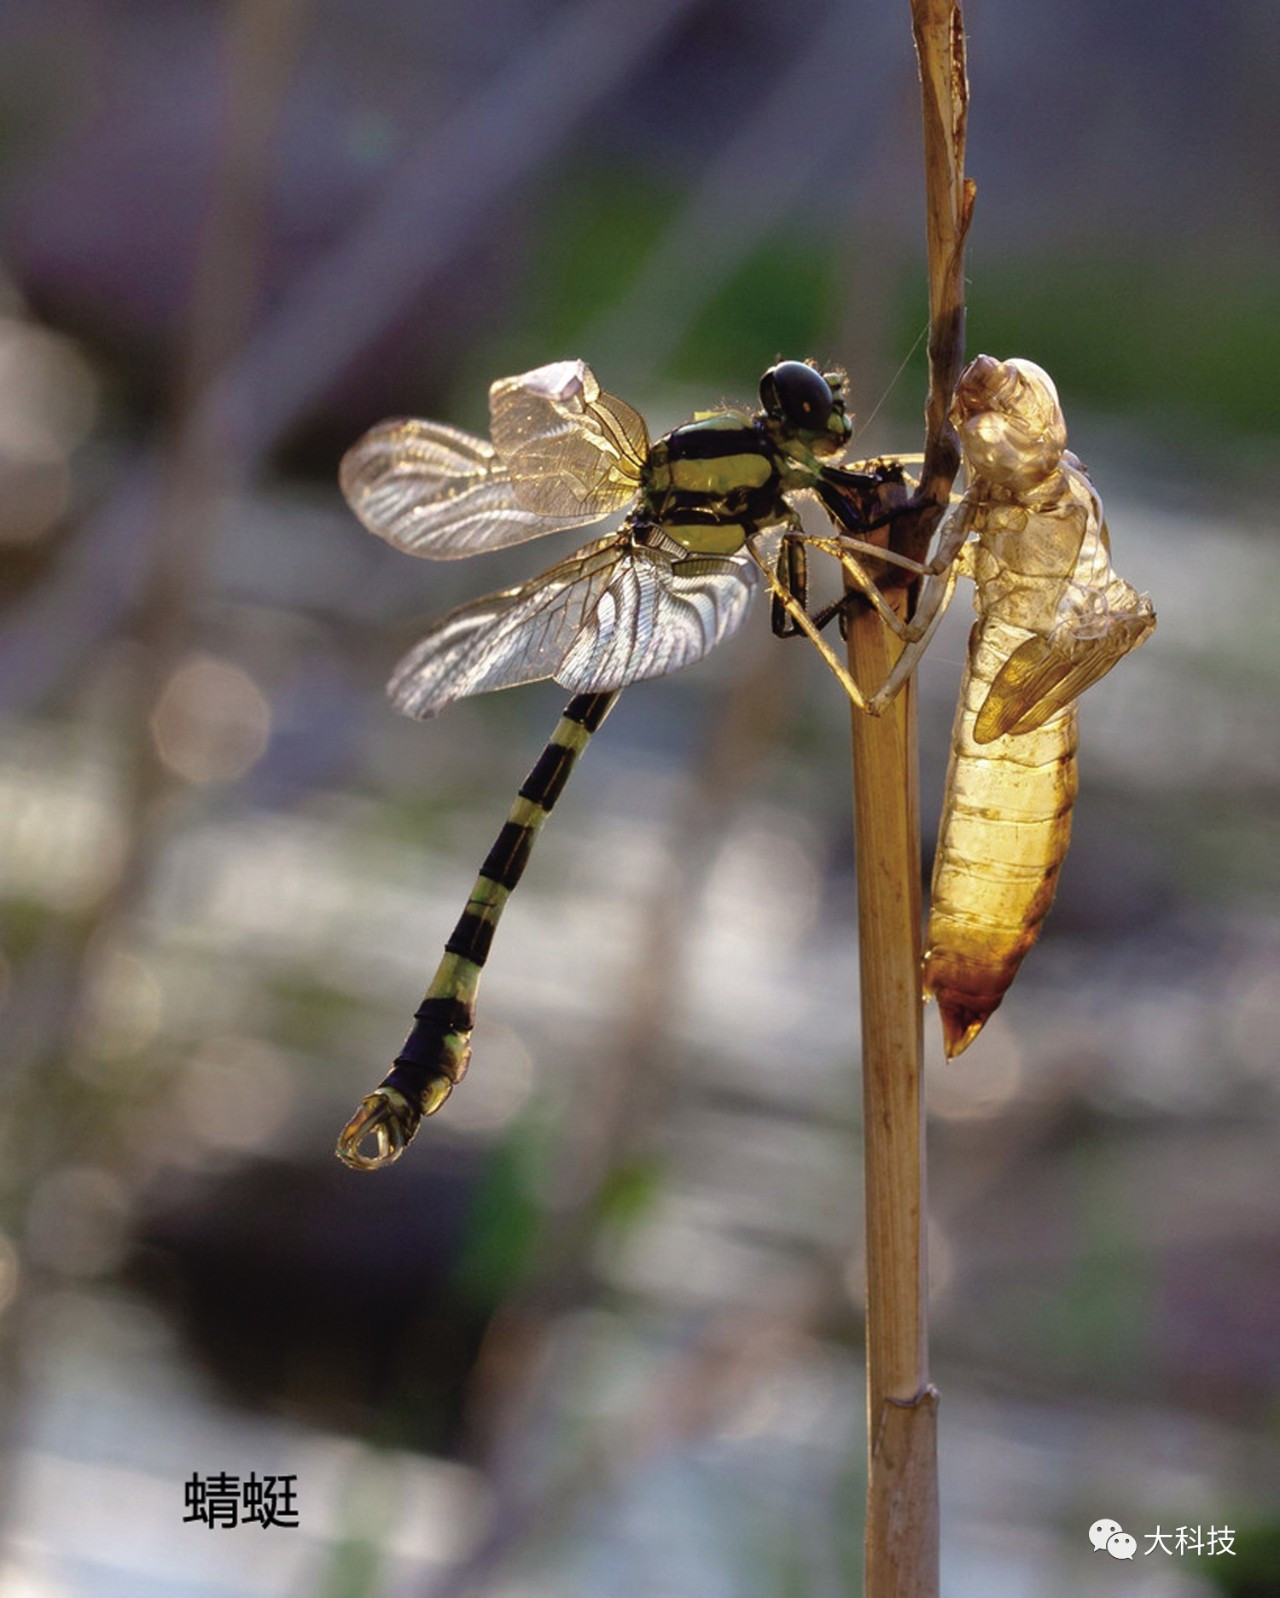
[336,690,618,1169]
[924,614,1079,1058]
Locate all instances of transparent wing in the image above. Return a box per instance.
[388,534,630,718]
[388,534,757,719]
[488,360,650,518]
[340,418,603,559]
[558,550,758,692]
[975,583,1156,742]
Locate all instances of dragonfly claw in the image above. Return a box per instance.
[335,1089,420,1171]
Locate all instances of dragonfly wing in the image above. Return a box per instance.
[387,534,632,718]
[488,360,650,518]
[557,547,758,692]
[340,419,603,559]
[974,583,1156,742]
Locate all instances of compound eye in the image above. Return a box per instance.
[760,361,834,431]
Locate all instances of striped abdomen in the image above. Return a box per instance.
[924,612,1078,1058]
[336,691,618,1169]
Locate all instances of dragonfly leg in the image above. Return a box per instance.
[770,532,854,639]
[863,559,962,712]
[749,533,873,712]
[771,531,808,637]
[858,501,974,709]
[756,493,974,715]
[777,513,946,645]
[797,532,928,641]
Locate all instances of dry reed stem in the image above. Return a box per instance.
[848,595,938,1598]
[849,3,972,1593]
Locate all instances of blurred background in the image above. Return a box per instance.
[0,0,1277,1594]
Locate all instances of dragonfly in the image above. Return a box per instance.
[335,357,915,1169]
[866,354,1157,1056]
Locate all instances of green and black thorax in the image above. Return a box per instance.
[635,360,858,556]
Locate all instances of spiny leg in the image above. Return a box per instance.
[336,689,620,1170]
[782,440,941,641]
[803,485,976,706]
[859,498,974,711]
[750,532,875,711]
[770,533,854,640]
[815,459,971,643]
[803,532,937,638]
[757,525,931,709]
[753,504,970,716]
[863,555,963,713]
[770,530,898,643]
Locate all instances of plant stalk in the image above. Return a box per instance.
[849,606,938,1596]
[849,4,971,1592]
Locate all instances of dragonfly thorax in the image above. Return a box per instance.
[641,411,789,555]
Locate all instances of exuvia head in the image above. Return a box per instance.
[951,355,1068,489]
[759,359,852,456]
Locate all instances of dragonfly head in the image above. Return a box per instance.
[760,360,852,457]
[951,355,1067,489]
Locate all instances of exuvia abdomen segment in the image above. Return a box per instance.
[924,613,1079,1057]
